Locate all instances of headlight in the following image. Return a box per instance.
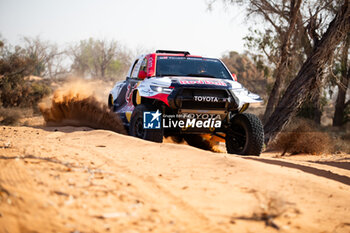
[150,85,173,94]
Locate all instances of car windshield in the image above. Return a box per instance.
[155,56,232,80]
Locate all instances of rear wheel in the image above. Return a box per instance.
[129,104,163,143]
[226,113,264,156]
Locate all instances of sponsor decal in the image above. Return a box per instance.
[148,57,153,69]
[194,96,219,102]
[143,110,161,129]
[146,53,156,76]
[125,83,138,103]
[179,80,227,86]
[125,83,132,102]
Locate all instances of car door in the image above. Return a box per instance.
[124,56,147,104]
[112,58,140,109]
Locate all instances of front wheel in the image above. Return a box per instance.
[129,104,163,143]
[226,113,264,156]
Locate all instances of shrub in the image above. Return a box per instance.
[0,79,51,108]
[28,81,51,107]
[0,40,51,109]
[331,130,350,154]
[269,118,331,155]
[0,107,22,125]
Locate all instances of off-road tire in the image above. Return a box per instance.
[226,113,264,156]
[129,104,163,143]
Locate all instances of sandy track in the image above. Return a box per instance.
[0,125,350,233]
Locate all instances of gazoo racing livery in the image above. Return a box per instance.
[109,50,264,155]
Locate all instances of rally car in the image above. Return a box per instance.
[109,50,264,155]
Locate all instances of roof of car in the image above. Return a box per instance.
[154,53,202,58]
[152,50,202,58]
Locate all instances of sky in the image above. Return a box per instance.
[0,0,249,58]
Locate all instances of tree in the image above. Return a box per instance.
[264,1,350,144]
[240,0,340,123]
[70,38,131,80]
[212,0,348,130]
[221,51,267,98]
[333,33,350,126]
[212,0,341,124]
[22,36,67,78]
[248,0,303,124]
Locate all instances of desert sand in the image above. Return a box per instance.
[0,121,349,233]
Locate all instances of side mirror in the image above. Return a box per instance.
[138,70,147,79]
[231,73,237,81]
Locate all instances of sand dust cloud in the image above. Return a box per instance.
[39,80,127,134]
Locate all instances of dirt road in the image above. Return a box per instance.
[0,124,349,233]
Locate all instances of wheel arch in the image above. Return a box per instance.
[132,90,165,109]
